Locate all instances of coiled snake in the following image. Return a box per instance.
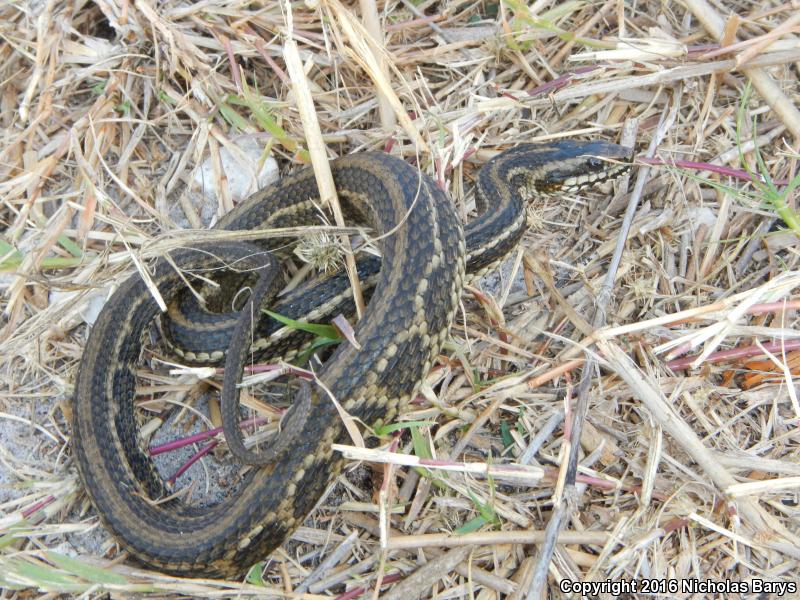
[72,141,631,577]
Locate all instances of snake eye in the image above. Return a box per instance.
[587,157,604,169]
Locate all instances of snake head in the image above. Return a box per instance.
[531,140,634,195]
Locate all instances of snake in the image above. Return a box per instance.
[71,141,632,577]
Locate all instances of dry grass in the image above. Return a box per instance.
[2,0,800,597]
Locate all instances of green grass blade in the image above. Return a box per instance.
[6,558,86,591]
[295,336,341,364]
[454,515,487,534]
[45,552,129,585]
[410,424,433,460]
[217,98,251,132]
[245,561,266,586]
[500,421,514,450]
[56,234,84,258]
[374,420,437,436]
[265,309,341,339]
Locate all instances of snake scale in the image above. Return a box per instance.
[72,141,631,577]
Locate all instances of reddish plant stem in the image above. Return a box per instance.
[748,300,800,314]
[687,43,720,54]
[220,35,242,93]
[385,14,441,31]
[217,363,314,378]
[638,157,790,186]
[168,440,218,485]
[667,339,800,370]
[22,495,55,519]
[526,65,599,97]
[334,573,403,600]
[149,416,269,456]
[662,517,690,534]
[443,147,477,177]
[246,27,290,86]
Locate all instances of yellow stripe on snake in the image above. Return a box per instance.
[72,141,631,577]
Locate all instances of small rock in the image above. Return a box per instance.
[181,136,279,228]
[684,206,717,229]
[49,288,110,327]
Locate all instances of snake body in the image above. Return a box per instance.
[72,142,630,577]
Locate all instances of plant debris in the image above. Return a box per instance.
[1,0,799,597]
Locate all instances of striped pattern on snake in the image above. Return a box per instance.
[71,142,631,576]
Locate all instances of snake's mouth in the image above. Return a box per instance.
[532,140,634,194]
[555,160,632,192]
